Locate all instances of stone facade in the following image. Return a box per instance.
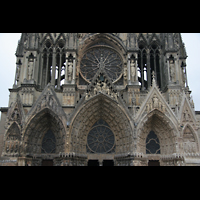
[0,33,200,166]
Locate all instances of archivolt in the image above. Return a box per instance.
[22,108,66,155]
[69,94,134,154]
[79,33,126,53]
[136,109,178,155]
[182,124,199,153]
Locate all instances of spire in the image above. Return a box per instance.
[15,33,27,57]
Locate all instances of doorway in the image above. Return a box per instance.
[88,160,99,166]
[148,160,160,166]
[42,159,54,166]
[103,160,114,166]
[88,160,114,166]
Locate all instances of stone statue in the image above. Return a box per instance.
[182,67,186,86]
[16,65,21,82]
[130,59,136,82]
[68,60,73,82]
[28,62,33,80]
[169,59,175,82]
[153,95,159,108]
[102,82,107,94]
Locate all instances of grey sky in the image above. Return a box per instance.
[0,33,199,115]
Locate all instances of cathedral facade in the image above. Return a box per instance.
[0,33,200,166]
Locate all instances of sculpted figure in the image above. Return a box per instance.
[169,60,175,82]
[68,60,73,82]
[130,59,136,82]
[153,95,159,108]
[28,62,33,80]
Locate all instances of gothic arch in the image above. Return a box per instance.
[54,33,66,45]
[136,109,178,155]
[78,33,127,60]
[182,124,199,153]
[41,33,54,45]
[22,108,66,155]
[69,93,134,155]
[5,122,21,140]
[3,122,21,156]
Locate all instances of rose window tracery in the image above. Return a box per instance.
[87,119,115,154]
[80,47,123,83]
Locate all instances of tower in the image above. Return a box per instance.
[0,33,199,166]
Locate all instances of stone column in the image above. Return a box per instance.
[135,54,138,83]
[51,48,56,86]
[58,53,62,89]
[45,53,49,85]
[64,53,69,84]
[159,52,163,89]
[175,55,179,84]
[32,54,36,81]
[147,49,151,89]
[167,57,171,84]
[72,53,76,84]
[23,56,28,81]
[39,54,44,87]
[14,60,21,86]
[127,54,131,85]
[141,52,144,90]
[185,65,188,87]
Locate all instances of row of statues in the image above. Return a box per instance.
[15,54,186,87]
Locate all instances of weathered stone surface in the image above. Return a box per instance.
[0,33,199,166]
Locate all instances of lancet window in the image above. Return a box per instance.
[41,39,66,89]
[41,129,56,154]
[41,40,53,88]
[137,43,161,90]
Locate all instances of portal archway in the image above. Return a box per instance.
[69,94,134,156]
[23,108,66,155]
[182,124,199,154]
[137,110,177,155]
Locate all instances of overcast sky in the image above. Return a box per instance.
[0,33,199,116]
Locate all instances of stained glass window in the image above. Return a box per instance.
[146,131,161,154]
[41,129,56,153]
[87,119,115,154]
[80,47,123,83]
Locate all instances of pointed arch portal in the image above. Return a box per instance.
[70,94,134,157]
[137,110,177,156]
[23,108,65,155]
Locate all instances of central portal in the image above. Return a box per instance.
[88,159,114,166]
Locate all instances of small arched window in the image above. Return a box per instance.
[41,129,56,153]
[146,131,160,154]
